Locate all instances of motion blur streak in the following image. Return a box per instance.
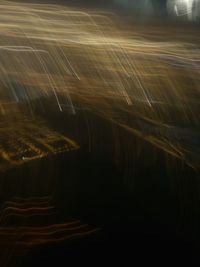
[0,117,79,171]
[0,1,199,266]
[1,1,199,169]
[0,196,100,267]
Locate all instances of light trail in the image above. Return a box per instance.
[0,2,199,266]
[0,196,100,267]
[0,1,199,165]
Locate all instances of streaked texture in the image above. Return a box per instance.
[0,2,200,265]
[0,1,199,169]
